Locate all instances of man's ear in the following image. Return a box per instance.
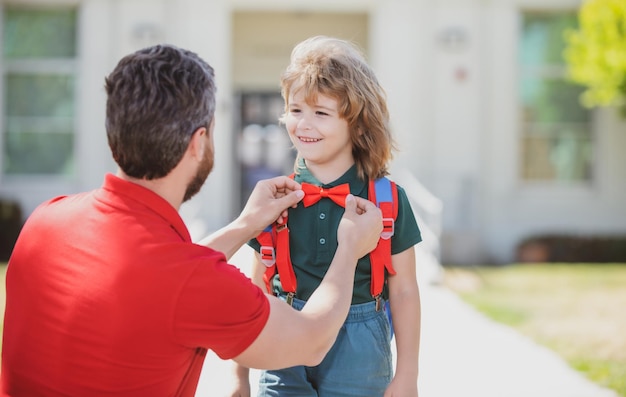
[188,127,207,161]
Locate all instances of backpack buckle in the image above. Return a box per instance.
[260,246,276,267]
[381,218,395,240]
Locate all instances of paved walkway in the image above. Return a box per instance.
[196,246,619,397]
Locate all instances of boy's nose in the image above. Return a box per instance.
[297,117,313,131]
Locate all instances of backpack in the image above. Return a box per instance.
[256,176,399,313]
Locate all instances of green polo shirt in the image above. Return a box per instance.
[250,163,422,304]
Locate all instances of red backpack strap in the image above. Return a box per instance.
[274,222,297,298]
[257,221,298,300]
[257,226,277,294]
[368,177,398,305]
[255,173,298,304]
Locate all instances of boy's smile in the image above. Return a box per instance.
[298,136,322,143]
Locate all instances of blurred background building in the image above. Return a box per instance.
[1,0,625,264]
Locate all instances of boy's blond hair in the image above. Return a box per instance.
[280,36,396,180]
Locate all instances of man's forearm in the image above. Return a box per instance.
[297,243,359,354]
[196,217,251,260]
[197,176,303,259]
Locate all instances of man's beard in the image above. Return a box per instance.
[183,146,214,202]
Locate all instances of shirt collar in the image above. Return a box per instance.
[99,173,191,242]
[294,158,367,196]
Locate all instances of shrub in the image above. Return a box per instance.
[0,199,23,261]
[563,0,626,115]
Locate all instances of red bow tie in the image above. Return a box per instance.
[301,183,350,207]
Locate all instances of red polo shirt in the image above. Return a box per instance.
[2,174,270,397]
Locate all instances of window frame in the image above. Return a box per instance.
[516,9,597,187]
[0,3,80,181]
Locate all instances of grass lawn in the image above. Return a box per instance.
[444,263,626,397]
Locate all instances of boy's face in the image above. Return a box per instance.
[284,89,354,174]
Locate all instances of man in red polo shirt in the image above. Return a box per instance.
[1,44,383,397]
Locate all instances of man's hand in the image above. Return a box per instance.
[337,194,383,261]
[239,176,304,235]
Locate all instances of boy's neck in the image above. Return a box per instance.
[304,158,355,185]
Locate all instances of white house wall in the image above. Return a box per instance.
[479,0,626,263]
[369,0,432,185]
[2,0,625,264]
[232,12,369,91]
[76,0,115,192]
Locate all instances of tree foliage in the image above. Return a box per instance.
[563,0,626,114]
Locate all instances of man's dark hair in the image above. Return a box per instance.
[105,44,216,179]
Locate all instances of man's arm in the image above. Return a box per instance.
[197,176,303,260]
[232,194,383,370]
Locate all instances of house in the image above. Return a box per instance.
[1,0,625,264]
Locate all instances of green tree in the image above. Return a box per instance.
[563,0,626,114]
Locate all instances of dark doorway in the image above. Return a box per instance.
[234,91,296,211]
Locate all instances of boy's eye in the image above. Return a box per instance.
[316,111,329,116]
[290,108,301,114]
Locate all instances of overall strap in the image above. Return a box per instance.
[368,177,399,302]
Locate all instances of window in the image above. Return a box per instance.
[519,12,593,183]
[2,6,77,176]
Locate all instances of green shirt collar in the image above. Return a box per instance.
[294,158,367,196]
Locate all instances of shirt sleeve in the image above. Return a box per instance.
[172,251,270,359]
[248,237,261,253]
[391,184,423,255]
